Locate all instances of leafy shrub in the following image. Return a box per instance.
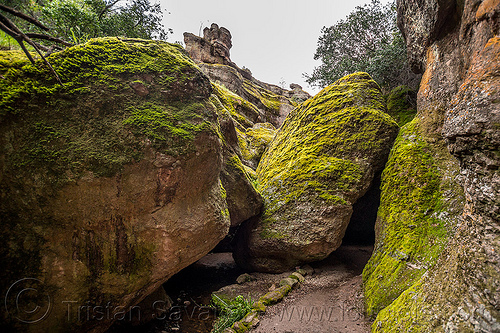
[210,294,253,333]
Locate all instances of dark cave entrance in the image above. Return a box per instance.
[341,171,382,246]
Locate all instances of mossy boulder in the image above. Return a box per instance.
[385,85,417,127]
[233,72,399,272]
[220,154,263,226]
[238,122,277,169]
[362,117,464,318]
[210,86,264,227]
[0,38,231,333]
[259,285,292,306]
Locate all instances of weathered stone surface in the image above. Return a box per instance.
[184,23,298,129]
[362,117,465,317]
[130,285,173,325]
[210,85,264,226]
[288,83,311,103]
[183,23,232,66]
[233,73,399,273]
[0,38,231,333]
[365,0,500,331]
[238,123,277,169]
[396,0,457,73]
[236,273,256,285]
[290,272,305,283]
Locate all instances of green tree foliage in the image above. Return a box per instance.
[1,0,170,46]
[305,0,419,91]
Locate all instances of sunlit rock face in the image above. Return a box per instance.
[363,0,500,331]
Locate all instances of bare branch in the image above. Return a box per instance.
[0,5,49,31]
[99,0,121,20]
[0,16,17,38]
[0,12,62,84]
[28,39,63,85]
[26,33,73,47]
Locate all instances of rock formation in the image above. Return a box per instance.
[233,72,399,273]
[385,85,417,127]
[184,23,233,67]
[0,37,261,333]
[238,123,277,169]
[363,0,500,331]
[184,23,310,130]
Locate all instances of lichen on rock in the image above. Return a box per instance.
[183,24,299,128]
[233,72,399,273]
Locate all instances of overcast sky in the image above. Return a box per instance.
[160,0,391,95]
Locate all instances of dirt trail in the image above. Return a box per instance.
[253,246,373,333]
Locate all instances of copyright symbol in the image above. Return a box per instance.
[4,278,51,324]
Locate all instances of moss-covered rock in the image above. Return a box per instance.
[210,85,264,227]
[211,82,262,130]
[365,23,500,330]
[361,0,500,330]
[233,72,399,272]
[200,64,295,128]
[362,117,464,318]
[238,122,277,169]
[220,154,263,226]
[0,38,231,333]
[385,85,417,127]
[259,285,292,306]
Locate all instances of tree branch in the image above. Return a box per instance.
[98,0,121,20]
[0,12,62,84]
[0,5,49,31]
[26,33,73,47]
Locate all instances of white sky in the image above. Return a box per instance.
[160,0,392,95]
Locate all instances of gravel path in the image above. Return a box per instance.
[253,246,373,333]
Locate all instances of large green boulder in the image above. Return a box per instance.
[233,72,399,272]
[0,38,231,332]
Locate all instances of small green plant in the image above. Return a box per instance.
[210,294,252,333]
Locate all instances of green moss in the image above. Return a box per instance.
[246,123,275,151]
[0,50,31,75]
[123,102,209,155]
[0,37,215,186]
[242,80,282,115]
[211,82,260,129]
[386,85,417,126]
[256,72,398,239]
[227,154,254,184]
[252,301,266,313]
[0,37,204,114]
[243,164,259,189]
[236,123,276,168]
[219,181,230,218]
[362,117,465,317]
[258,285,292,306]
